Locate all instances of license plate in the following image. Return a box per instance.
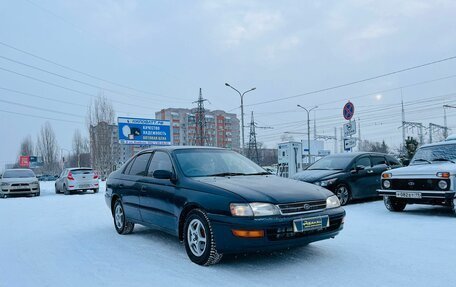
[293,216,329,233]
[396,192,421,199]
[79,184,91,188]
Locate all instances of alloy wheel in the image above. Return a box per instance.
[114,204,124,230]
[187,219,207,257]
[336,185,349,205]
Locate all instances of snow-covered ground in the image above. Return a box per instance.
[0,181,455,287]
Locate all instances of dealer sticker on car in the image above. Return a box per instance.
[293,216,330,232]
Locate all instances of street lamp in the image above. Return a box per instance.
[297,104,318,165]
[225,83,256,153]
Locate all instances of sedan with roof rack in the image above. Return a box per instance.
[105,146,345,265]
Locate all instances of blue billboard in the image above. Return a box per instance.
[118,117,171,145]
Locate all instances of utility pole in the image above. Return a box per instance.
[340,128,343,153]
[443,104,456,138]
[313,110,317,140]
[401,89,406,150]
[193,88,208,146]
[297,105,318,164]
[246,111,272,164]
[225,83,256,153]
[334,127,338,154]
[357,118,361,152]
[403,121,425,145]
[429,123,448,143]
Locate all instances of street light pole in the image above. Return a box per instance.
[297,104,318,165]
[225,83,256,153]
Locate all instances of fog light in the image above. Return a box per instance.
[438,180,448,190]
[383,180,391,189]
[232,229,264,238]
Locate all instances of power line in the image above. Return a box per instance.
[0,108,83,124]
[240,57,456,108]
[0,54,188,103]
[0,97,82,118]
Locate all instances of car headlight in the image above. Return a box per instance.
[383,180,391,189]
[230,203,280,217]
[438,180,448,190]
[326,195,341,209]
[1,182,9,187]
[318,178,337,187]
[32,181,39,185]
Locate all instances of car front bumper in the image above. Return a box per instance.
[208,207,345,254]
[378,189,455,205]
[1,186,40,195]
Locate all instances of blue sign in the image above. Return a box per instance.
[343,101,355,121]
[118,117,171,145]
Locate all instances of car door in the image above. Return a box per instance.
[370,155,390,196]
[139,151,178,233]
[121,152,152,221]
[57,169,67,191]
[348,156,375,199]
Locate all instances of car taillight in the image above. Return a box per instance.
[93,172,99,179]
[67,172,75,180]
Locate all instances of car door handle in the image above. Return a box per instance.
[141,186,147,192]
[367,170,374,174]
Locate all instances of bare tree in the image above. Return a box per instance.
[36,122,59,173]
[19,135,34,156]
[72,129,89,167]
[87,93,117,177]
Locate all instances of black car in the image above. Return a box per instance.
[292,152,401,205]
[105,147,345,265]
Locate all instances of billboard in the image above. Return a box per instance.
[118,117,171,145]
[19,156,30,168]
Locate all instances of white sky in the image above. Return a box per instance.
[1,0,456,165]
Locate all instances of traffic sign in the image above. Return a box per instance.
[344,138,357,150]
[343,101,355,120]
[343,120,356,137]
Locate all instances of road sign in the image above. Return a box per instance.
[344,138,357,150]
[118,117,171,145]
[343,120,356,137]
[343,101,355,120]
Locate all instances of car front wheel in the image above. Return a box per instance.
[335,184,351,206]
[183,209,222,266]
[383,196,406,212]
[113,199,134,235]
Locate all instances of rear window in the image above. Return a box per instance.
[71,169,93,175]
[3,169,35,178]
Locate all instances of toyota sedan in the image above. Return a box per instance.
[105,147,345,265]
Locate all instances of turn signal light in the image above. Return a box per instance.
[232,229,264,238]
[67,172,75,181]
[436,172,450,178]
[382,173,392,179]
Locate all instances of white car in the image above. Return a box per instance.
[0,169,40,198]
[378,138,456,212]
[55,168,99,195]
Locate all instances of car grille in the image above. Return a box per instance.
[267,215,344,241]
[390,179,450,191]
[10,183,31,192]
[277,200,326,215]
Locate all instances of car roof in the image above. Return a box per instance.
[66,167,93,170]
[5,168,33,171]
[324,152,390,158]
[140,146,226,153]
[420,140,456,148]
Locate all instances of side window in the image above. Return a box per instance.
[128,153,152,176]
[371,156,387,167]
[123,158,135,174]
[386,156,401,167]
[148,152,173,177]
[356,157,371,168]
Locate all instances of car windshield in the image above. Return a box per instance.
[3,169,35,178]
[174,149,266,177]
[411,143,456,165]
[307,156,353,170]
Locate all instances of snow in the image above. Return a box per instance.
[0,181,455,287]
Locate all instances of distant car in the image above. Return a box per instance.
[55,168,99,195]
[292,152,402,205]
[105,147,345,265]
[38,174,57,181]
[0,169,40,198]
[378,140,456,212]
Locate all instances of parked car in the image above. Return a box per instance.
[0,169,40,198]
[292,152,402,205]
[378,140,456,212]
[105,147,345,265]
[55,168,99,195]
[38,174,58,181]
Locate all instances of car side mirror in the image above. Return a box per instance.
[351,165,365,173]
[153,170,175,181]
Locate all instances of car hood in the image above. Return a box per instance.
[193,175,332,204]
[389,162,456,177]
[1,177,37,184]
[291,170,343,182]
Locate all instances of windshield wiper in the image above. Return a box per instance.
[207,172,247,177]
[245,172,271,175]
[413,158,432,164]
[432,158,456,163]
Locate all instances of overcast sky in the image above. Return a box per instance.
[1,0,456,166]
